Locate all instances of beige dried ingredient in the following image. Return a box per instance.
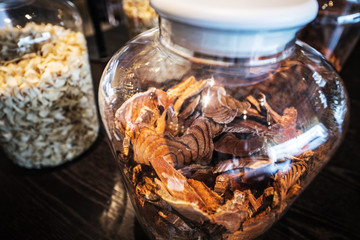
[0,23,99,168]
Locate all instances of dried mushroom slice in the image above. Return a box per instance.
[177,117,214,165]
[132,126,191,166]
[149,156,207,206]
[273,161,307,210]
[178,95,200,120]
[114,87,170,154]
[131,117,216,167]
[224,118,270,134]
[201,84,250,124]
[214,133,264,157]
[154,178,211,223]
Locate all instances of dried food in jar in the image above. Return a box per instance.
[0,23,99,168]
[113,76,318,238]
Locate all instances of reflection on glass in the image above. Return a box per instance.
[100,172,136,240]
[268,123,328,161]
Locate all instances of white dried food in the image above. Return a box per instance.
[0,23,99,168]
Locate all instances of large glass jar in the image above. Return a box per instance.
[298,0,360,71]
[0,0,99,168]
[99,0,349,239]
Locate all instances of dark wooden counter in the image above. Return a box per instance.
[1,28,359,239]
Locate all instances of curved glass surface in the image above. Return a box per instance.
[99,28,348,239]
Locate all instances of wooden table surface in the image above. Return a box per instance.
[1,27,359,240]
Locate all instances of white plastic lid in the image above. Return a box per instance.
[151,0,318,30]
[151,0,318,58]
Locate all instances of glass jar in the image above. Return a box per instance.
[298,0,360,71]
[122,0,158,38]
[99,0,349,239]
[0,0,99,168]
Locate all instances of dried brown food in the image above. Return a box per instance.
[114,88,170,155]
[273,161,307,210]
[113,76,313,239]
[224,118,270,134]
[130,116,216,167]
[136,176,160,206]
[201,84,250,124]
[167,76,209,114]
[178,164,211,178]
[179,164,215,187]
[154,178,211,223]
[214,171,243,196]
[270,107,298,143]
[211,190,249,233]
[214,133,263,157]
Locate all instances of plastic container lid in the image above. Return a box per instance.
[151,0,318,58]
[151,0,318,30]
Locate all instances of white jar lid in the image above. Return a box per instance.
[151,0,318,30]
[151,0,318,58]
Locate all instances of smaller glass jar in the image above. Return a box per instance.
[122,0,158,38]
[0,0,99,168]
[299,0,360,71]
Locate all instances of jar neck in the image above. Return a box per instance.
[158,17,297,66]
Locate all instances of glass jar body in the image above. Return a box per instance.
[0,0,99,168]
[99,29,348,239]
